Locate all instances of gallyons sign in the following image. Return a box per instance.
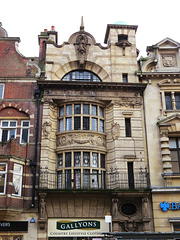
[57,220,100,231]
[48,218,109,237]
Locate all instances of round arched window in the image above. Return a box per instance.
[61,70,101,82]
[120,202,137,216]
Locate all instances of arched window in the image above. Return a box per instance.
[61,70,101,82]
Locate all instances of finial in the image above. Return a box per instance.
[80,16,84,31]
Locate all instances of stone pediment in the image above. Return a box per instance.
[156,37,180,49]
[157,114,180,133]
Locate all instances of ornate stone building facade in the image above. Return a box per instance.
[138,38,180,233]
[37,21,153,239]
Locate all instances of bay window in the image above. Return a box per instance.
[58,103,104,132]
[0,163,7,194]
[57,151,106,189]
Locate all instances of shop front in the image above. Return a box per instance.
[48,218,109,240]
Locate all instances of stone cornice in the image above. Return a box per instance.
[137,72,180,79]
[38,80,147,93]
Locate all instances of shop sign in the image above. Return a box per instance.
[160,201,180,212]
[0,221,28,232]
[48,218,109,237]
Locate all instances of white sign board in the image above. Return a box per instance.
[48,218,109,237]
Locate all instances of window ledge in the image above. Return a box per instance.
[162,173,180,178]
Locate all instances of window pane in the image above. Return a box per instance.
[170,150,179,172]
[65,170,71,189]
[83,104,89,114]
[83,117,89,130]
[59,106,64,117]
[125,118,131,137]
[91,105,97,115]
[22,121,29,127]
[101,154,105,168]
[92,118,98,131]
[175,93,180,109]
[0,173,6,193]
[66,117,72,131]
[74,117,81,130]
[12,174,21,195]
[12,164,22,196]
[74,152,81,167]
[169,138,177,148]
[65,152,71,167]
[21,129,28,143]
[165,93,172,110]
[58,153,63,168]
[2,130,8,142]
[100,120,104,133]
[59,119,64,132]
[2,121,8,127]
[122,73,128,83]
[0,84,4,99]
[99,107,104,117]
[83,169,90,188]
[57,171,62,189]
[66,105,72,115]
[10,121,16,127]
[92,153,98,167]
[10,129,15,139]
[74,170,81,189]
[92,170,98,189]
[83,152,90,166]
[74,104,81,114]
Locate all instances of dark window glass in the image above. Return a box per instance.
[175,93,180,109]
[118,34,128,41]
[125,118,131,137]
[83,152,90,166]
[21,129,28,143]
[65,152,71,167]
[169,137,180,172]
[74,169,81,189]
[58,153,63,168]
[83,117,89,130]
[83,169,90,188]
[74,104,81,114]
[83,104,89,114]
[2,130,8,142]
[165,93,173,110]
[101,154,105,168]
[74,117,81,130]
[128,162,134,189]
[65,169,71,189]
[122,73,128,83]
[121,202,137,215]
[74,152,81,167]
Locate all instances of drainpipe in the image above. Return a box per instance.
[31,86,41,208]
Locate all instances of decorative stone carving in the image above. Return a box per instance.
[111,122,120,140]
[42,121,52,139]
[123,217,137,232]
[112,198,119,219]
[162,54,176,67]
[107,99,142,109]
[56,133,106,148]
[75,34,89,66]
[142,196,149,218]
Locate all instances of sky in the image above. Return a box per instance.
[1,0,180,58]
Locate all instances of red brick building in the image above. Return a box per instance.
[0,22,42,240]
